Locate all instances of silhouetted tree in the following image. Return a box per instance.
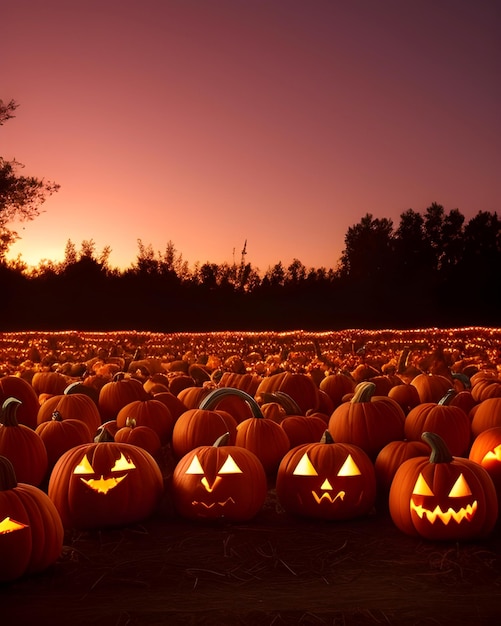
[0,99,60,258]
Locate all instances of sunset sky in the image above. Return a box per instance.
[3,0,500,273]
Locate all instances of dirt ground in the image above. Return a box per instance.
[1,483,500,626]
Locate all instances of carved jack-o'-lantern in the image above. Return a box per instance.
[469,426,501,501]
[0,455,64,582]
[389,432,498,540]
[276,431,376,520]
[48,439,163,529]
[172,433,267,522]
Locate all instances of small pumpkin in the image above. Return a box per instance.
[389,432,498,540]
[172,432,267,522]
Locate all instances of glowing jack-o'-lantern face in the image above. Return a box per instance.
[276,434,377,520]
[469,428,501,501]
[73,452,136,494]
[47,442,164,530]
[389,432,499,541]
[0,516,28,534]
[172,435,267,522]
[292,451,362,504]
[410,472,477,525]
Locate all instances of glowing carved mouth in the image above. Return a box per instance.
[411,499,478,524]
[79,475,128,494]
[0,516,28,534]
[312,491,345,504]
[193,497,236,509]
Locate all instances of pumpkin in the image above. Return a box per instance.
[387,384,421,414]
[98,372,149,422]
[171,406,238,459]
[276,431,376,520]
[0,398,48,486]
[255,372,320,414]
[319,373,356,408]
[115,398,175,445]
[172,432,267,522]
[403,389,471,457]
[201,388,290,475]
[152,391,188,420]
[31,371,68,397]
[37,390,102,437]
[328,382,405,460]
[0,375,40,429]
[48,438,163,530]
[280,414,328,448]
[469,427,501,501]
[114,417,162,457]
[35,411,92,468]
[0,455,64,582]
[374,439,429,495]
[410,373,452,404]
[389,432,498,540]
[470,397,501,438]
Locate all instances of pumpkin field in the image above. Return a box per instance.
[1,327,501,625]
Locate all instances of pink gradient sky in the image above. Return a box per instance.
[3,0,500,273]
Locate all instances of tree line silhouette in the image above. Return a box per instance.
[1,203,499,332]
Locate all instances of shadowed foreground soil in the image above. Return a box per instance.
[1,487,500,626]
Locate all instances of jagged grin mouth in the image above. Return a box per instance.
[411,499,478,524]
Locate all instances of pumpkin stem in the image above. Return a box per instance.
[0,455,18,490]
[199,387,265,419]
[438,389,457,406]
[320,430,334,444]
[0,397,22,427]
[94,424,115,443]
[351,381,376,403]
[125,417,137,428]
[421,431,453,463]
[213,432,230,447]
[51,410,64,422]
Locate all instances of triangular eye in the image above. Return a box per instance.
[293,453,318,476]
[412,473,434,496]
[185,455,205,475]
[448,474,472,498]
[74,454,95,475]
[337,454,361,476]
[111,453,136,472]
[218,454,243,474]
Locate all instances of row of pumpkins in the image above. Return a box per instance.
[1,361,501,583]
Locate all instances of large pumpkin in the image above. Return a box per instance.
[98,372,149,422]
[35,411,92,468]
[389,432,498,540]
[0,455,64,582]
[276,431,376,520]
[328,382,405,460]
[48,439,163,529]
[172,433,267,522]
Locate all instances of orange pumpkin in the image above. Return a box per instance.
[389,432,498,540]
